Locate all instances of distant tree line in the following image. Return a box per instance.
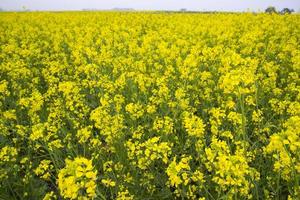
[265,6,294,14]
[0,6,297,14]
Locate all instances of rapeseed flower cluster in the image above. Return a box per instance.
[58,157,97,199]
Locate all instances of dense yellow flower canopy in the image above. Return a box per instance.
[0,11,299,199]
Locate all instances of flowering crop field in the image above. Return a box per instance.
[0,12,300,200]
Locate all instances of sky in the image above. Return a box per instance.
[0,0,299,12]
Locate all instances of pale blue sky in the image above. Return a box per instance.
[1,0,299,12]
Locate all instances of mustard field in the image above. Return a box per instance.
[0,12,300,200]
